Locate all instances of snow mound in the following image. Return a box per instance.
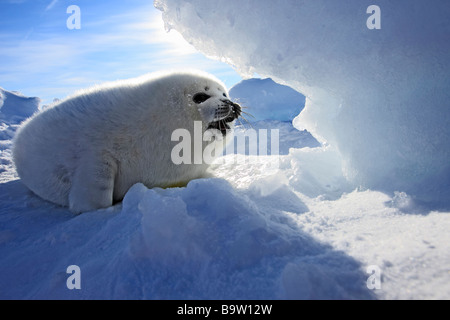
[0,178,373,299]
[156,0,450,209]
[0,88,39,182]
[229,78,305,121]
[232,120,319,155]
[0,88,40,124]
[228,78,317,155]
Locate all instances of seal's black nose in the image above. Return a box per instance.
[231,102,242,119]
[220,99,242,120]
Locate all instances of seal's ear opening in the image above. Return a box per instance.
[193,93,211,104]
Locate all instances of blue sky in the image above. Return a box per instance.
[0,0,242,105]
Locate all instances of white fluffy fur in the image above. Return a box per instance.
[13,70,234,213]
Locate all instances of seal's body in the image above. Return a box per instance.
[13,70,241,213]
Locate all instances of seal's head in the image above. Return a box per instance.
[181,73,242,136]
[193,90,242,136]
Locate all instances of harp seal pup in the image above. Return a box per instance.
[13,70,241,213]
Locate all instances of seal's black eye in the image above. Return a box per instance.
[193,93,211,104]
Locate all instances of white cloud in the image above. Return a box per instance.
[45,0,58,11]
[81,8,198,56]
[0,3,240,104]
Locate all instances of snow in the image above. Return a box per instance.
[0,88,39,123]
[1,0,450,300]
[156,0,450,209]
[0,88,39,183]
[231,120,319,156]
[229,78,319,155]
[229,78,305,122]
[1,85,449,299]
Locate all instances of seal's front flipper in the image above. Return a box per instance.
[68,153,118,214]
